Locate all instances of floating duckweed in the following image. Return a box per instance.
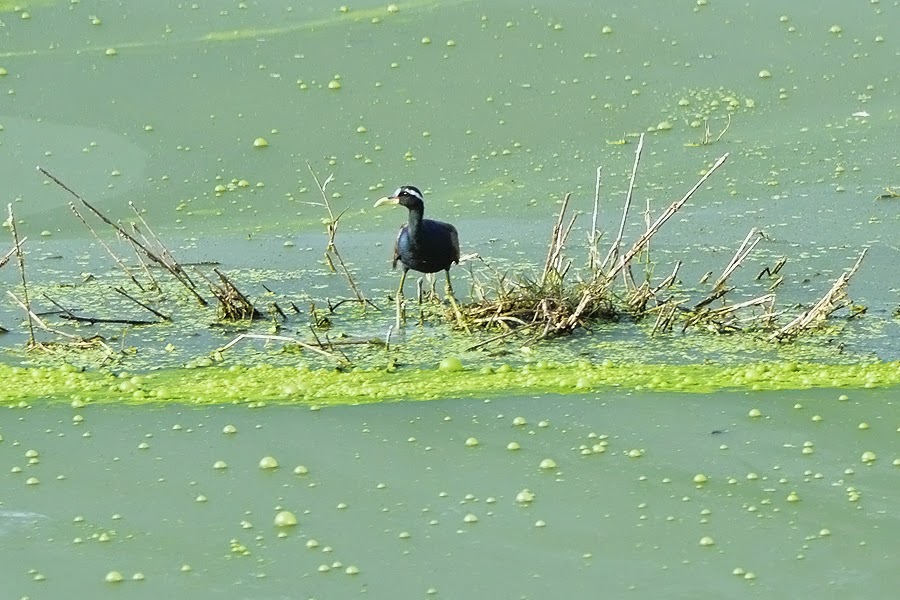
[293,465,309,475]
[538,458,557,470]
[337,502,348,509]
[860,451,876,464]
[259,456,279,469]
[538,420,549,428]
[105,571,124,583]
[601,25,613,34]
[356,125,367,133]
[811,415,823,422]
[223,424,237,434]
[0,68,7,76]
[180,564,192,572]
[744,572,757,580]
[105,48,118,56]
[274,511,298,527]
[317,564,330,573]
[748,408,762,418]
[465,437,479,447]
[535,520,546,527]
[829,25,842,34]
[506,442,521,451]
[787,491,800,502]
[463,513,478,523]
[893,458,900,467]
[306,539,320,548]
[627,449,643,458]
[439,357,463,372]
[138,442,150,450]
[253,137,268,148]
[399,531,411,539]
[421,36,431,44]
[819,528,831,537]
[387,3,399,12]
[858,422,869,430]
[838,394,849,401]
[25,449,38,458]
[512,416,527,426]
[758,69,772,78]
[732,567,746,576]
[328,79,341,89]
[196,494,207,502]
[26,477,39,485]
[657,120,673,131]
[345,565,360,575]
[746,472,758,480]
[693,474,708,484]
[446,39,456,47]
[213,461,227,470]
[699,536,715,546]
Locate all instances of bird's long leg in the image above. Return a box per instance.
[395,269,408,329]
[444,270,469,333]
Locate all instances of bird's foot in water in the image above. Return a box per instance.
[395,294,407,329]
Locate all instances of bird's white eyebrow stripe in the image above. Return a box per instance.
[401,186,423,201]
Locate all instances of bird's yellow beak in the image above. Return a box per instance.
[374,196,399,208]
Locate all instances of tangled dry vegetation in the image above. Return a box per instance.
[458,135,868,346]
[1,146,872,367]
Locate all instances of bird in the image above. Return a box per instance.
[374,185,466,329]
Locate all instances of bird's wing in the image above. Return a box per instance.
[391,225,406,269]
[448,224,460,264]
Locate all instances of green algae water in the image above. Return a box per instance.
[2,389,898,598]
[1,0,899,597]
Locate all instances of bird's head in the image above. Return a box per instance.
[374,185,424,210]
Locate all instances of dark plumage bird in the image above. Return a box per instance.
[374,185,464,327]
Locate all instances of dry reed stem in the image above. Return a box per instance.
[600,132,645,272]
[39,167,208,305]
[605,152,729,282]
[307,164,366,304]
[7,204,35,345]
[216,332,342,364]
[588,166,603,271]
[711,228,763,290]
[769,249,867,341]
[1,237,27,270]
[113,287,171,321]
[69,203,146,291]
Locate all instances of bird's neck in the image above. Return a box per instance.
[406,204,424,237]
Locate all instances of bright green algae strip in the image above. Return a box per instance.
[2,361,899,406]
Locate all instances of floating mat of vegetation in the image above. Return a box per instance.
[2,360,899,406]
